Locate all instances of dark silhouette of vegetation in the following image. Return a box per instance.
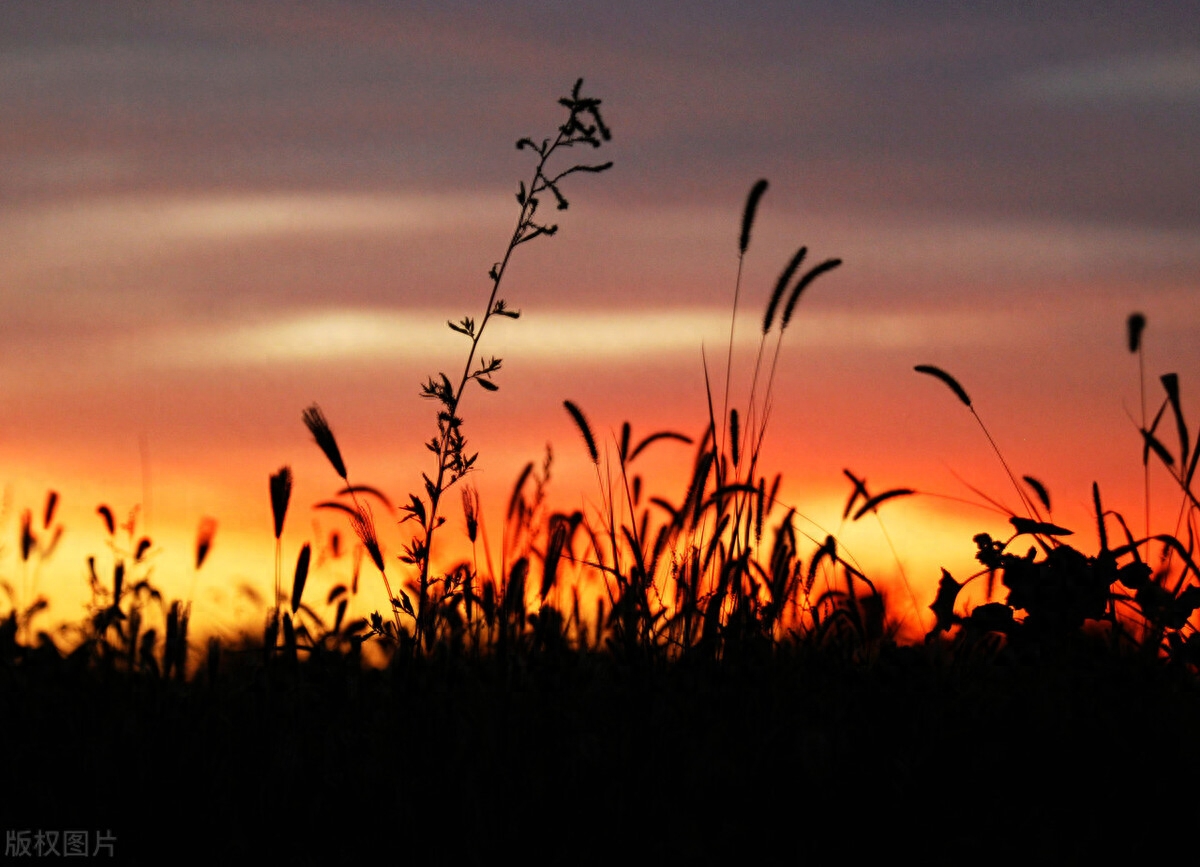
[2,81,1200,862]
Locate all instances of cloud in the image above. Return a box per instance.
[137,306,1051,371]
[1013,51,1200,103]
[1,192,511,270]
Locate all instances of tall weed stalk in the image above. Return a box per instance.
[303,80,611,651]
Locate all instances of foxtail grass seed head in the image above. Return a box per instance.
[914,364,972,408]
[763,247,807,335]
[195,517,217,570]
[269,466,293,540]
[1127,312,1146,353]
[42,490,58,529]
[291,543,311,613]
[97,504,115,536]
[351,508,386,575]
[303,404,348,480]
[462,487,479,543]
[20,510,34,561]
[739,179,769,255]
[1023,475,1051,512]
[781,258,842,330]
[564,400,599,464]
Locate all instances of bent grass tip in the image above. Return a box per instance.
[914,364,972,408]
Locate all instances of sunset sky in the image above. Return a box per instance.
[2,2,1198,640]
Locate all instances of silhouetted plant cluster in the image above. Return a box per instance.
[1,81,1198,685]
[918,321,1200,664]
[6,77,1200,867]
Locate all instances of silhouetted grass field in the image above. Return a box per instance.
[4,82,1200,862]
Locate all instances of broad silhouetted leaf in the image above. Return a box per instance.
[966,602,1014,634]
[928,569,963,637]
[1010,516,1073,537]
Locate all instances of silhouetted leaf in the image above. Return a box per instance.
[335,485,393,510]
[966,602,1014,634]
[629,431,692,462]
[314,501,359,519]
[1009,517,1073,537]
[1161,373,1189,471]
[1118,561,1152,590]
[927,569,963,637]
[842,469,869,520]
[1142,428,1175,468]
[1143,399,1170,466]
[1093,482,1108,553]
[852,488,915,521]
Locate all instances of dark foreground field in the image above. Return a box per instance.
[5,638,1200,864]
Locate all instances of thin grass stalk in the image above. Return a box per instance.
[1129,313,1150,540]
[616,450,654,645]
[416,87,610,650]
[719,180,768,483]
